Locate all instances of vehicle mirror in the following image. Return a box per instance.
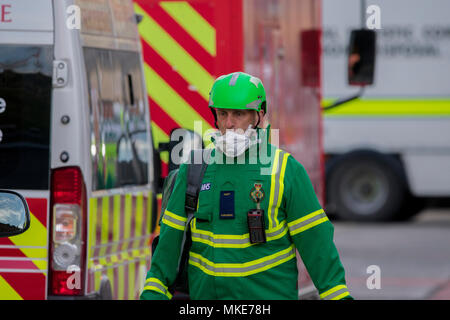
[348,29,376,86]
[0,190,30,238]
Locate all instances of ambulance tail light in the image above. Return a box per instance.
[49,167,87,296]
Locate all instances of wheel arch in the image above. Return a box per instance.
[325,148,411,221]
[325,149,409,191]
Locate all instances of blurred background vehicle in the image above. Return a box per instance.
[323,0,450,222]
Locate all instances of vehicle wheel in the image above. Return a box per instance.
[327,151,407,222]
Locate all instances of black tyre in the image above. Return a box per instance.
[327,151,407,222]
[396,193,426,221]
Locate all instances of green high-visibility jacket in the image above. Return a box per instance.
[141,145,352,300]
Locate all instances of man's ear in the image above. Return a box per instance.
[259,109,266,119]
[252,110,263,128]
[256,110,266,128]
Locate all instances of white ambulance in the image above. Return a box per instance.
[0,0,156,299]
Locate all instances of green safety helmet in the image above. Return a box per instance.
[208,72,267,127]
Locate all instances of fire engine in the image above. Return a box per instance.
[0,0,326,300]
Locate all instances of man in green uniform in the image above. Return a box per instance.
[141,72,352,300]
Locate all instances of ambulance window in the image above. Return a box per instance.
[0,45,53,190]
[84,47,150,190]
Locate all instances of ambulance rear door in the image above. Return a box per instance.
[0,0,54,300]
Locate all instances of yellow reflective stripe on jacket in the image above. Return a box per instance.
[320,284,350,300]
[190,218,288,248]
[161,210,187,231]
[288,209,328,236]
[267,149,290,229]
[188,244,296,277]
[142,277,173,299]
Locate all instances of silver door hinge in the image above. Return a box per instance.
[53,60,68,88]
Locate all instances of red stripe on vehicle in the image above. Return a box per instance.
[105,196,114,258]
[124,262,129,300]
[0,238,40,271]
[0,247,28,258]
[1,272,46,300]
[142,40,214,127]
[0,259,41,270]
[136,0,214,73]
[119,194,125,246]
[190,1,214,26]
[25,198,48,227]
[139,196,148,249]
[127,196,137,252]
[113,267,119,300]
[94,197,103,261]
[134,260,140,299]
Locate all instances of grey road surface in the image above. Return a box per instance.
[332,208,450,300]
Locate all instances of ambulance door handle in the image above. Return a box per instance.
[53,60,68,88]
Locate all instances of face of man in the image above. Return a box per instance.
[215,108,265,135]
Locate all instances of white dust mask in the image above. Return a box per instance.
[213,125,260,158]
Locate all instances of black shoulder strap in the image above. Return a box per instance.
[184,148,212,214]
[169,149,212,294]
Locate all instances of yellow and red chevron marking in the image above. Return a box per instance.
[134,0,218,174]
[87,192,152,300]
[0,198,48,300]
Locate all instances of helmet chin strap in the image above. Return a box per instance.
[253,111,261,129]
[211,108,219,129]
